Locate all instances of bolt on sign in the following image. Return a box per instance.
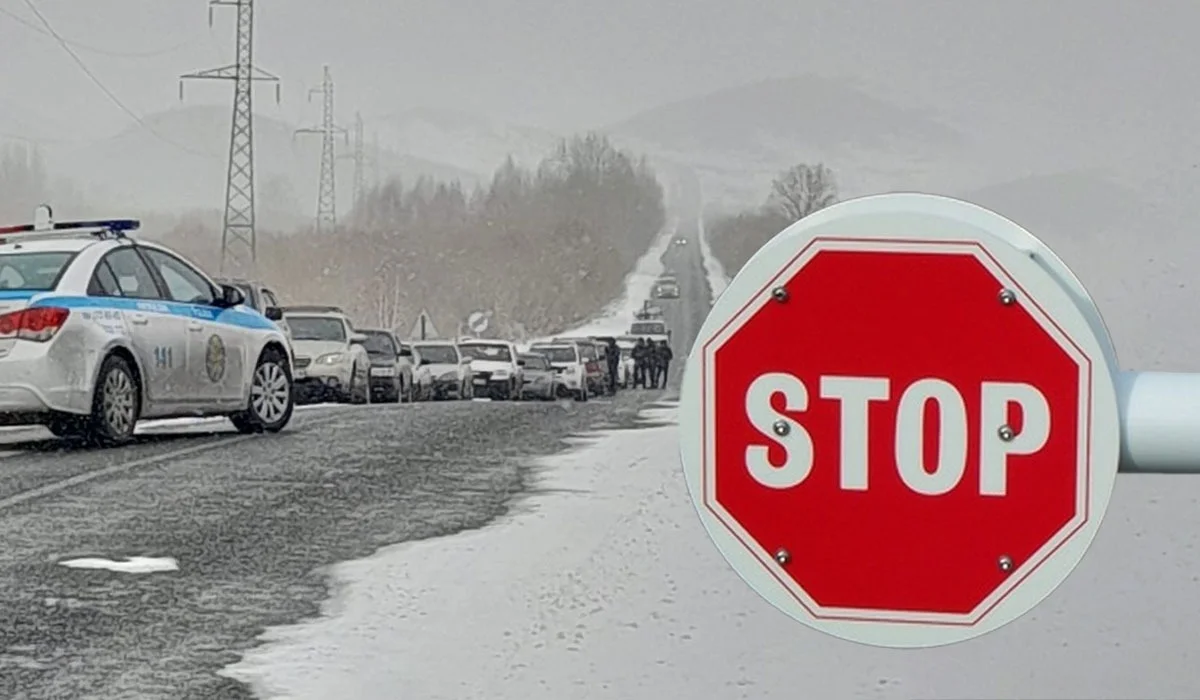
[679,193,1121,648]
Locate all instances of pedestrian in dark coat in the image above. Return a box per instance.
[648,338,662,389]
[655,340,673,387]
[632,338,648,388]
[605,337,620,393]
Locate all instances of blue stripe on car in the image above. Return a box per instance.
[2,292,277,330]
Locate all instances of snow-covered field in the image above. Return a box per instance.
[222,400,1200,699]
[525,219,677,345]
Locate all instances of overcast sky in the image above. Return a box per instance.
[2,0,1198,144]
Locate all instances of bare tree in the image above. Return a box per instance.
[767,163,837,222]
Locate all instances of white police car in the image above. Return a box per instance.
[0,207,295,445]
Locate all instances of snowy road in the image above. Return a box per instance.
[0,216,711,699]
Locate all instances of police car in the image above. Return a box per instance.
[0,207,295,445]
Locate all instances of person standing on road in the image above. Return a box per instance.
[647,338,662,389]
[655,340,674,388]
[632,337,648,388]
[605,337,620,393]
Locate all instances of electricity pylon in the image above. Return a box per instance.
[294,65,345,234]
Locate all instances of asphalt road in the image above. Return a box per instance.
[0,224,714,700]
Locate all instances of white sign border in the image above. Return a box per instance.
[678,192,1120,648]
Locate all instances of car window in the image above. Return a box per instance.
[0,252,73,291]
[140,248,215,305]
[102,248,163,299]
[88,262,122,296]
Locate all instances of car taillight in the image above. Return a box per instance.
[0,307,70,342]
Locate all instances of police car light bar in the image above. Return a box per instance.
[0,218,140,239]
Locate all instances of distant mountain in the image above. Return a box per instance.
[604,75,996,208]
[958,171,1200,369]
[38,105,482,224]
[371,107,563,178]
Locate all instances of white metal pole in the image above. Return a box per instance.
[1117,370,1200,473]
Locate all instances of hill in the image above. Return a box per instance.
[605,75,994,207]
[37,105,482,225]
[371,107,562,177]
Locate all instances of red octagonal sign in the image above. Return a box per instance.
[680,193,1120,648]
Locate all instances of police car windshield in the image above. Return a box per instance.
[0,252,73,291]
[418,345,458,363]
[360,331,396,355]
[286,316,346,341]
[630,322,665,335]
[534,346,577,363]
[459,343,512,362]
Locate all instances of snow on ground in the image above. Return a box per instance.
[221,403,1200,699]
[58,556,179,574]
[527,220,677,346]
[695,211,728,303]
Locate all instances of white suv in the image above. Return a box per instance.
[282,306,371,404]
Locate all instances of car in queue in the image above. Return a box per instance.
[410,340,474,400]
[550,336,605,396]
[281,305,371,404]
[628,318,672,346]
[528,342,589,401]
[458,339,524,400]
[0,209,295,445]
[614,335,638,388]
[357,328,411,403]
[516,352,558,400]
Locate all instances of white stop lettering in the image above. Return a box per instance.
[743,374,1051,495]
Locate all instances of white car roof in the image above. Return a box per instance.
[0,237,101,255]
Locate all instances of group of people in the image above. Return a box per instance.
[630,338,673,389]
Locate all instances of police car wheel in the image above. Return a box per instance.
[231,348,294,433]
[85,353,140,446]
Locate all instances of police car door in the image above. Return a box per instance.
[97,248,193,407]
[139,248,246,404]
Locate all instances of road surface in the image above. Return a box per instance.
[0,221,714,700]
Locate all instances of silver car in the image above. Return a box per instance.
[517,352,557,400]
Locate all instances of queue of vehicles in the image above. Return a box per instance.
[0,210,677,448]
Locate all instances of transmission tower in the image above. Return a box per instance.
[180,0,281,275]
[370,131,381,187]
[338,111,365,208]
[295,65,345,234]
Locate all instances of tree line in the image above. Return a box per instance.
[707,162,838,276]
[159,133,666,338]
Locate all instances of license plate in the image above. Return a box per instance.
[473,378,488,385]
[370,368,394,377]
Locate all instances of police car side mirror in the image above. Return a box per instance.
[218,284,245,308]
[264,306,284,321]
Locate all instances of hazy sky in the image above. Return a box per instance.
[2,0,1198,145]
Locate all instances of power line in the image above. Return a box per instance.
[18,0,218,160]
[0,6,195,58]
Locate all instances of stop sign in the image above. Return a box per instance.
[680,193,1120,648]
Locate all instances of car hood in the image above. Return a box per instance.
[368,354,397,367]
[470,360,514,373]
[425,363,461,374]
[290,340,350,358]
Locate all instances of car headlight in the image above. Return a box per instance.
[316,352,349,365]
[492,369,510,378]
[439,370,458,381]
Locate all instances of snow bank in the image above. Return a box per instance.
[695,212,728,303]
[224,404,1200,699]
[58,556,178,574]
[526,220,676,346]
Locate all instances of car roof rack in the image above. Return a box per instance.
[0,205,139,243]
[280,305,345,315]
